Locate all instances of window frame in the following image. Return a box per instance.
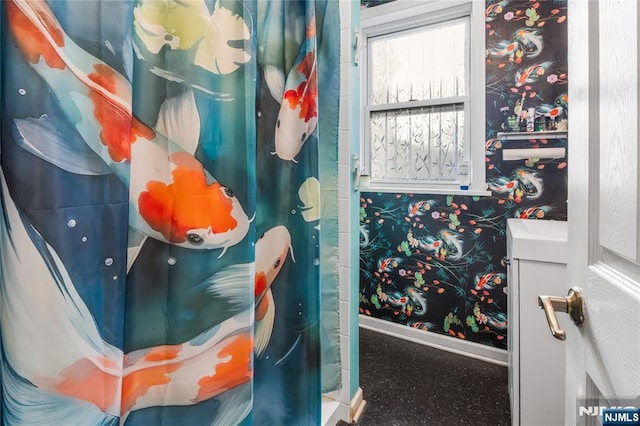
[359,0,488,196]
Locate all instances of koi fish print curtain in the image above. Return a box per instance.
[0,0,340,424]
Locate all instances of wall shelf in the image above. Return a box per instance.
[497,131,568,141]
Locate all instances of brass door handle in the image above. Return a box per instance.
[538,288,584,341]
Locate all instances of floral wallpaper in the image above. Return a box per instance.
[359,0,568,349]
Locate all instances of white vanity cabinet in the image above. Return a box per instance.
[507,219,568,426]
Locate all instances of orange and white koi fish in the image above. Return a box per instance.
[385,291,409,309]
[517,205,550,219]
[474,272,505,291]
[254,226,294,355]
[204,226,294,356]
[265,15,317,162]
[485,138,503,156]
[378,256,401,272]
[405,287,428,316]
[487,177,519,197]
[516,29,544,59]
[385,287,428,317]
[515,168,543,200]
[0,171,253,424]
[7,0,250,257]
[417,236,443,255]
[487,40,518,59]
[439,230,464,261]
[538,93,568,119]
[485,0,510,22]
[488,29,543,60]
[537,104,563,119]
[360,224,370,248]
[121,312,252,417]
[486,312,508,330]
[407,200,435,217]
[515,61,552,87]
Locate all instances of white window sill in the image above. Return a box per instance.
[359,183,492,197]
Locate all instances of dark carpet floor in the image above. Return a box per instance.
[348,328,510,426]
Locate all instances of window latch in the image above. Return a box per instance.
[354,28,362,66]
[353,154,360,192]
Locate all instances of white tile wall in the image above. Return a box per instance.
[340,368,351,403]
[340,27,351,60]
[338,164,350,199]
[339,98,350,132]
[340,334,350,370]
[340,61,350,89]
[340,300,350,336]
[339,198,350,233]
[339,266,350,302]
[339,130,350,164]
[338,231,350,268]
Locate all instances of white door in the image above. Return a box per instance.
[563,0,640,424]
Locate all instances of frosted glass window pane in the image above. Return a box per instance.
[370,104,464,181]
[370,21,466,104]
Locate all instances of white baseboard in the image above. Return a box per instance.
[359,315,508,366]
[350,387,366,423]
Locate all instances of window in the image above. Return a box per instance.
[360,0,487,194]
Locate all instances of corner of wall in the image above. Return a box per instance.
[336,0,362,419]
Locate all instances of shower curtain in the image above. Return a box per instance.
[0,0,340,424]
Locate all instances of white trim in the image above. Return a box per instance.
[361,0,471,31]
[469,0,486,194]
[369,96,468,112]
[322,401,349,426]
[321,398,342,426]
[359,315,508,366]
[350,387,366,422]
[322,387,365,425]
[359,183,492,197]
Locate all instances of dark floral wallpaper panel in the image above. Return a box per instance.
[359,0,568,349]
